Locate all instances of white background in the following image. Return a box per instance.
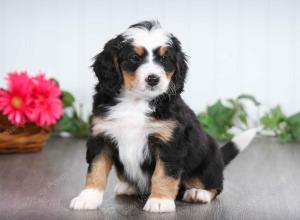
[0,0,299,118]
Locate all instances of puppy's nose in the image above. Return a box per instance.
[145,74,160,87]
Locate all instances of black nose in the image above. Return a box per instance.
[145,74,160,87]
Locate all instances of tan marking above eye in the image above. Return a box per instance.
[159,46,168,56]
[133,46,145,56]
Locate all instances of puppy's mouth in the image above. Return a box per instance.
[147,85,158,91]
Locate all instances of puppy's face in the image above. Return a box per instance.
[119,27,177,98]
[93,21,187,100]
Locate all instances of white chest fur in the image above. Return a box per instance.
[92,97,154,191]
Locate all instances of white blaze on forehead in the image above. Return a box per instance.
[123,26,171,50]
[121,24,172,98]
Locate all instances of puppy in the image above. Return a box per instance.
[70,20,256,213]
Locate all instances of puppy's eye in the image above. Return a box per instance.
[129,54,140,63]
[160,55,168,63]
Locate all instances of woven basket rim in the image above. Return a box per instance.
[0,113,52,153]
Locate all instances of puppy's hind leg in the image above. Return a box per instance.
[182,177,218,203]
[183,188,217,203]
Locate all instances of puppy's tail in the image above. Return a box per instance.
[221,128,257,166]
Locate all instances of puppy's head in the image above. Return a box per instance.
[92,20,188,99]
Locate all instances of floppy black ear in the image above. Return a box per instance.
[170,35,188,94]
[92,35,124,95]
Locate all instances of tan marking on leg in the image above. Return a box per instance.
[182,177,218,203]
[133,46,145,56]
[183,177,205,189]
[149,157,179,200]
[150,120,177,143]
[122,71,138,91]
[85,151,112,191]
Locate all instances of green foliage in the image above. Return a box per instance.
[260,106,286,130]
[53,91,89,138]
[199,93,300,144]
[62,91,75,108]
[287,112,300,141]
[198,94,260,141]
[261,107,300,143]
[54,110,89,138]
[199,101,235,141]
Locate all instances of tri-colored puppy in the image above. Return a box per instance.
[70,20,256,213]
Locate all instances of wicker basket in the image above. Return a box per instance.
[0,114,52,153]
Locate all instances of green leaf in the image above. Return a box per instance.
[207,100,236,127]
[72,117,89,138]
[52,89,89,139]
[237,94,261,106]
[198,112,210,126]
[198,100,235,141]
[239,112,248,126]
[62,91,75,108]
[286,112,300,140]
[278,130,292,143]
[55,114,77,133]
[54,109,89,138]
[260,106,286,130]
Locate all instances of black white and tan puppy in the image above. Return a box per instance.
[70,21,256,213]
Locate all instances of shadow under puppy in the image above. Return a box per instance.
[70,20,256,213]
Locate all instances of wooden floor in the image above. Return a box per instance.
[0,137,300,220]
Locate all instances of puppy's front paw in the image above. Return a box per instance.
[143,198,175,213]
[70,188,103,210]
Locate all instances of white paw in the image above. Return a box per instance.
[143,198,175,213]
[183,188,213,203]
[70,188,103,210]
[114,181,137,196]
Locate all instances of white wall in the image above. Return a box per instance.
[0,0,299,117]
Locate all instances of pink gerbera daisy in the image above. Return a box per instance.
[0,72,34,126]
[29,74,63,126]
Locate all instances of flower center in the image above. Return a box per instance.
[38,95,45,102]
[11,96,23,109]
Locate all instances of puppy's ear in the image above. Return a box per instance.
[92,36,123,95]
[170,35,188,94]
